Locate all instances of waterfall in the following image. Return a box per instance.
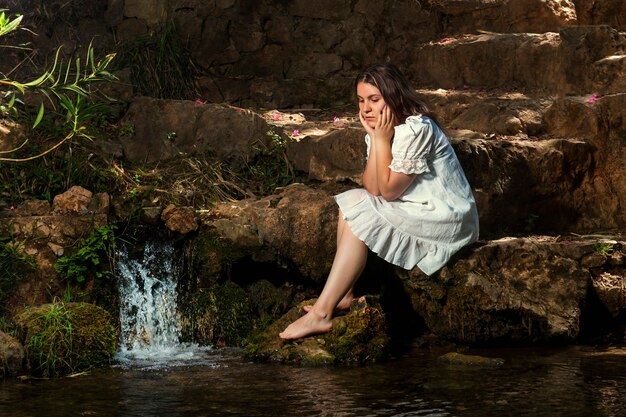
[114,240,213,369]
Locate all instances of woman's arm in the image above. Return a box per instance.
[373,107,416,201]
[360,112,381,195]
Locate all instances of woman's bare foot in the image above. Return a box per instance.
[303,293,354,313]
[279,309,333,340]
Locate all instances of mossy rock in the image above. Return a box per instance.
[180,281,253,347]
[0,330,25,377]
[16,302,116,377]
[244,296,389,366]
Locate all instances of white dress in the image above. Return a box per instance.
[335,115,479,276]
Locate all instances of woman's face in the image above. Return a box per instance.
[357,81,386,129]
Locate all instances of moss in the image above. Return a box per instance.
[247,279,294,330]
[245,296,389,366]
[214,281,253,347]
[179,288,218,346]
[180,281,253,347]
[0,237,36,309]
[324,298,388,364]
[16,302,116,377]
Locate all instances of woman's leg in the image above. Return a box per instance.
[304,212,356,313]
[279,214,368,339]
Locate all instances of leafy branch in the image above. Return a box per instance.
[0,10,117,162]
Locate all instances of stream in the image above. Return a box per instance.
[2,240,624,416]
[1,344,625,416]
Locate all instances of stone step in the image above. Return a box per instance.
[286,131,596,234]
[409,25,626,96]
[425,0,577,35]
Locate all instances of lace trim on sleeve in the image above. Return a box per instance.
[389,157,430,175]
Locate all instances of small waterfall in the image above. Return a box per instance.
[114,240,214,369]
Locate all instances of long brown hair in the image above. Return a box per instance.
[355,63,441,127]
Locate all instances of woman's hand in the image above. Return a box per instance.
[375,106,395,143]
[358,110,376,138]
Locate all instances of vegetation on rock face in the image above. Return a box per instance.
[113,22,197,100]
[16,301,116,377]
[54,224,117,285]
[0,236,35,309]
[180,281,252,347]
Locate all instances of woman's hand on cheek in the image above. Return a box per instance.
[358,110,376,137]
[375,106,395,143]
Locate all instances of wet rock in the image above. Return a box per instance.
[179,281,252,347]
[438,351,505,367]
[245,296,388,366]
[161,204,198,234]
[140,206,163,224]
[0,331,25,377]
[16,302,116,377]
[592,271,626,318]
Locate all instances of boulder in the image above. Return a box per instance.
[52,186,93,215]
[161,204,198,234]
[0,331,25,377]
[16,302,116,377]
[399,237,594,344]
[245,296,388,366]
[199,183,339,282]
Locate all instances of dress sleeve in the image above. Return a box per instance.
[389,117,433,175]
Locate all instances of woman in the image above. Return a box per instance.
[279,63,479,340]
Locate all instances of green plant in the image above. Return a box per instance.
[593,242,614,256]
[0,236,36,306]
[242,129,304,195]
[54,224,117,284]
[113,21,197,99]
[0,10,117,162]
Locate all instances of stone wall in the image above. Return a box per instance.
[10,0,624,107]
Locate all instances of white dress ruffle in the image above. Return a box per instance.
[335,115,479,275]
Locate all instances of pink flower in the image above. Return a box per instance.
[272,114,282,121]
[235,107,244,112]
[333,116,340,123]
[9,205,15,210]
[292,130,300,137]
[586,93,602,104]
[195,98,206,105]
[441,38,451,43]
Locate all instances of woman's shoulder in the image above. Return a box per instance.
[396,114,433,137]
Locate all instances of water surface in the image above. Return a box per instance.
[2,344,625,417]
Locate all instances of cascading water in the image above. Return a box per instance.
[114,240,214,369]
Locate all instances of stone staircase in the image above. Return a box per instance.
[239,3,626,352]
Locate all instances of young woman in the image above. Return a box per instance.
[279,63,479,340]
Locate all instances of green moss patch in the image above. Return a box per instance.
[180,281,253,347]
[245,296,389,366]
[16,302,116,377]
